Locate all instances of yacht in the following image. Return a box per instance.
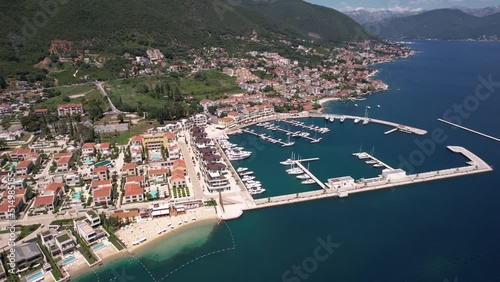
[246,180,261,185]
[297,174,311,179]
[353,143,363,156]
[236,167,248,173]
[358,153,370,159]
[354,118,360,124]
[377,105,381,108]
[240,171,254,176]
[287,168,304,175]
[329,116,334,122]
[301,179,316,185]
[362,119,369,125]
[366,160,377,164]
[340,116,346,123]
[373,163,384,168]
[242,175,255,181]
[280,153,295,165]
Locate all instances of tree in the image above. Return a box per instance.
[0,140,6,149]
[117,113,125,123]
[0,76,6,90]
[0,116,13,131]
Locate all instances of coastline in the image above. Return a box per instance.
[68,209,219,280]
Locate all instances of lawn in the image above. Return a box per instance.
[106,70,240,113]
[100,121,158,145]
[48,65,120,85]
[34,86,107,113]
[15,224,40,242]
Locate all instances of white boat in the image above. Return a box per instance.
[353,142,363,156]
[301,179,316,185]
[237,167,248,172]
[373,163,384,167]
[366,160,377,164]
[354,104,358,107]
[377,105,381,108]
[287,168,304,175]
[354,118,360,124]
[329,117,334,122]
[340,116,346,123]
[240,171,254,176]
[242,175,255,181]
[358,153,370,159]
[362,119,369,125]
[280,159,294,165]
[297,174,311,179]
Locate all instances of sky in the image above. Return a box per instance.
[307,0,500,11]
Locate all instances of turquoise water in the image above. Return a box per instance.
[150,190,158,198]
[94,160,111,168]
[26,270,43,281]
[152,152,162,159]
[72,192,81,201]
[61,256,76,266]
[84,157,92,164]
[8,162,17,170]
[92,243,106,251]
[75,41,500,282]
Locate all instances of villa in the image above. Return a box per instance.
[93,186,112,205]
[124,183,144,203]
[93,166,110,180]
[122,162,137,176]
[9,148,32,161]
[82,142,96,156]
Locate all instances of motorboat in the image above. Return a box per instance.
[340,116,346,123]
[237,167,248,172]
[287,168,304,175]
[301,179,316,185]
[354,118,360,124]
[366,160,377,164]
[240,171,254,176]
[297,174,311,179]
[242,175,255,181]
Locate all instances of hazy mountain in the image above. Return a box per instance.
[343,8,424,24]
[378,9,500,40]
[455,5,500,17]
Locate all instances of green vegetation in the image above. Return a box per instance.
[36,237,63,280]
[107,70,236,122]
[172,186,190,198]
[204,199,217,206]
[100,213,125,251]
[1,252,20,282]
[99,121,158,145]
[15,224,40,242]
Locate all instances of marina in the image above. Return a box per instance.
[267,124,322,143]
[238,146,492,210]
[241,129,294,147]
[278,119,330,133]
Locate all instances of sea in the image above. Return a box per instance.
[75,40,500,282]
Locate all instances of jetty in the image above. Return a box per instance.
[438,118,500,142]
[278,119,330,133]
[294,160,326,189]
[268,125,322,143]
[241,129,294,147]
[354,151,393,170]
[244,146,491,210]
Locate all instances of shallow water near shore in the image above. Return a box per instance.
[76,40,500,282]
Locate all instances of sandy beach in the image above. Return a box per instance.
[317,97,340,107]
[67,207,218,278]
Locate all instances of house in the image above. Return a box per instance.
[90,179,112,190]
[93,166,110,180]
[148,168,169,184]
[53,152,72,161]
[129,135,144,147]
[110,209,140,223]
[122,162,137,177]
[54,230,77,255]
[13,242,43,270]
[126,175,147,188]
[193,114,208,126]
[34,108,49,116]
[9,148,32,161]
[150,202,170,217]
[56,156,71,173]
[86,210,101,227]
[15,160,33,176]
[0,197,23,220]
[74,220,97,243]
[25,152,41,166]
[124,183,144,203]
[130,146,143,163]
[82,142,96,156]
[169,171,186,188]
[172,159,187,175]
[93,185,112,205]
[57,103,84,117]
[96,142,111,155]
[32,182,64,213]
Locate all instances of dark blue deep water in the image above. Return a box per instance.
[76,41,500,282]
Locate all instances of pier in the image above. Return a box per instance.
[384,128,398,135]
[269,125,322,143]
[438,118,500,142]
[245,146,492,210]
[354,152,393,170]
[293,161,326,189]
[278,119,330,133]
[241,129,294,147]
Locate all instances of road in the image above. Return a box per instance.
[96,81,124,114]
[178,139,204,200]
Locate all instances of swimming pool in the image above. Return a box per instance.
[151,152,162,159]
[94,160,111,168]
[72,192,81,201]
[26,270,44,282]
[8,162,17,170]
[150,190,158,198]
[84,157,92,165]
[92,242,106,251]
[61,256,76,266]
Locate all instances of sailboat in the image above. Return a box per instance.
[280,152,295,165]
[353,143,363,156]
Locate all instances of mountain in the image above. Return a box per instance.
[455,5,500,17]
[241,0,375,42]
[0,0,370,77]
[377,9,500,40]
[343,9,424,24]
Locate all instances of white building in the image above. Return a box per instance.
[193,114,208,127]
[381,169,407,181]
[327,176,355,190]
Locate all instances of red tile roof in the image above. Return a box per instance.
[93,166,109,173]
[91,180,112,188]
[93,186,112,199]
[11,148,31,155]
[124,183,144,197]
[33,195,55,207]
[126,175,145,183]
[82,143,96,149]
[57,156,71,165]
[122,163,136,170]
[148,168,169,175]
[16,160,32,169]
[46,182,64,192]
